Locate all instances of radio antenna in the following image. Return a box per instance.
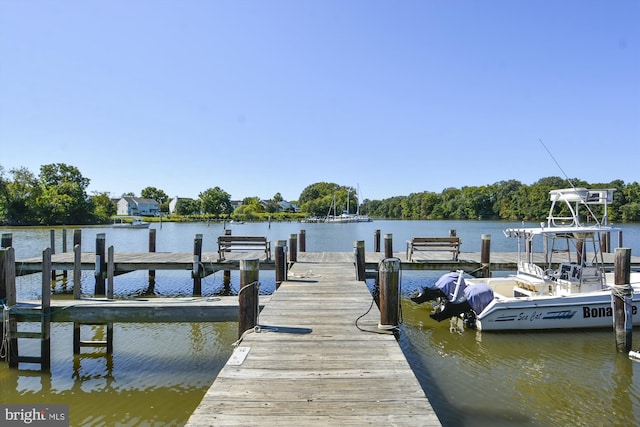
[539,139,575,188]
[539,138,600,224]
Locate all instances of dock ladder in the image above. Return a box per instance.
[2,247,51,370]
[73,243,114,357]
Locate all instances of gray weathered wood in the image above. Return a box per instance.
[186,261,440,426]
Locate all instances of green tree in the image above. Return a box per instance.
[0,165,8,222]
[175,198,201,215]
[5,166,40,224]
[141,187,169,204]
[199,187,233,217]
[36,163,92,224]
[491,180,522,220]
[91,192,116,223]
[621,203,640,222]
[299,182,357,217]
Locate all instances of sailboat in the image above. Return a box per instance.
[324,188,372,223]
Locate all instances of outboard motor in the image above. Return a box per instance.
[411,271,467,304]
[430,282,494,325]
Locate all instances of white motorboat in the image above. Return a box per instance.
[112,217,150,229]
[412,188,640,331]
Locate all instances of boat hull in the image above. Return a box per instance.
[112,223,150,229]
[475,291,640,331]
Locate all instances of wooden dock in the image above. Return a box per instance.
[15,250,640,276]
[185,260,441,426]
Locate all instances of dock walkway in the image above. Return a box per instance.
[186,260,441,426]
[16,251,640,276]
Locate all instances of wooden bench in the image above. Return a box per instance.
[217,236,271,261]
[406,237,461,261]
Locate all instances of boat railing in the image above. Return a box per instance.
[547,188,616,228]
[546,215,578,228]
[518,261,545,278]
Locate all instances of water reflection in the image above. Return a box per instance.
[3,222,640,426]
[1,322,236,426]
[401,293,640,426]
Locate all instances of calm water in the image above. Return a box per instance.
[2,220,640,426]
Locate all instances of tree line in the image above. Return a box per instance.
[361,177,640,222]
[1,163,639,225]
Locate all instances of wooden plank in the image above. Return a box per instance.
[186,261,440,426]
[1,297,271,323]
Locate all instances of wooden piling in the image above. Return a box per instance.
[193,234,203,296]
[73,230,82,292]
[73,244,82,299]
[0,247,15,362]
[95,233,106,295]
[107,246,115,299]
[1,233,12,248]
[289,233,297,263]
[299,230,306,252]
[61,229,68,284]
[354,240,365,281]
[601,232,611,253]
[73,229,82,249]
[374,229,381,252]
[384,233,393,259]
[50,230,57,284]
[223,229,231,294]
[613,248,632,353]
[238,258,259,338]
[2,248,18,367]
[378,258,400,330]
[275,240,287,290]
[41,248,52,370]
[481,234,491,278]
[148,229,156,293]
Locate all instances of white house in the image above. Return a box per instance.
[117,197,160,216]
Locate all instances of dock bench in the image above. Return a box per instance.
[217,235,271,261]
[406,237,461,261]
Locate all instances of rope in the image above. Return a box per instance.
[355,287,381,334]
[610,283,633,299]
[1,303,9,359]
[290,270,317,279]
[232,280,260,346]
[356,261,404,334]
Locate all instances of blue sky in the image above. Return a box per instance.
[1,1,638,202]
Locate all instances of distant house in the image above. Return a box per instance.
[117,197,160,216]
[278,201,300,212]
